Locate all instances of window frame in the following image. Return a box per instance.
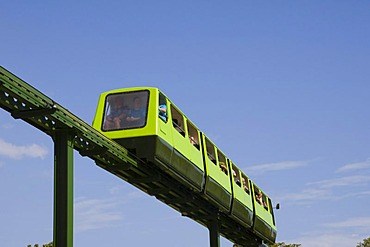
[205,138,217,165]
[232,166,241,187]
[158,93,168,123]
[187,121,200,150]
[101,90,149,131]
[171,105,186,137]
[217,151,228,175]
[241,174,250,194]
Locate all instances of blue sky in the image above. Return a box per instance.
[1,1,370,246]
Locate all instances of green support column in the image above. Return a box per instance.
[53,131,74,247]
[208,219,220,247]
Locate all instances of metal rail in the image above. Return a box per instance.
[0,66,259,247]
[0,67,137,169]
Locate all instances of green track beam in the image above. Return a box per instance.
[53,131,74,247]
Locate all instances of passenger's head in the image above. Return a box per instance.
[113,97,124,107]
[133,97,141,108]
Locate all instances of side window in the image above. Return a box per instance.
[171,106,185,136]
[241,174,250,194]
[262,194,268,210]
[232,166,241,187]
[205,138,216,165]
[158,93,167,122]
[254,186,268,210]
[254,186,263,205]
[187,121,200,150]
[218,151,228,175]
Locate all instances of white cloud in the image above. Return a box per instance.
[324,217,370,232]
[278,188,330,203]
[0,138,48,159]
[0,123,13,129]
[75,197,124,232]
[336,159,370,173]
[284,217,370,246]
[287,232,361,247]
[308,175,370,189]
[278,175,370,204]
[245,160,307,175]
[354,190,370,197]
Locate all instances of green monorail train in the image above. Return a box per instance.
[92,87,277,245]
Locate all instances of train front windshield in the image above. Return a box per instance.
[102,91,149,131]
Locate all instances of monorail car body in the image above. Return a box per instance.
[92,87,277,245]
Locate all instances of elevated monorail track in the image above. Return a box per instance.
[0,66,260,247]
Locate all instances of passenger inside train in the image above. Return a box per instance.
[242,176,250,194]
[187,122,200,149]
[103,96,128,130]
[158,94,167,121]
[233,167,241,186]
[126,96,146,126]
[256,190,263,205]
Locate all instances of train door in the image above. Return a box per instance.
[230,163,253,228]
[170,104,188,157]
[156,92,172,165]
[202,135,232,211]
[251,183,276,244]
[167,104,203,191]
[186,120,203,171]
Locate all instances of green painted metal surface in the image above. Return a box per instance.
[0,66,137,169]
[53,131,74,247]
[0,66,138,247]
